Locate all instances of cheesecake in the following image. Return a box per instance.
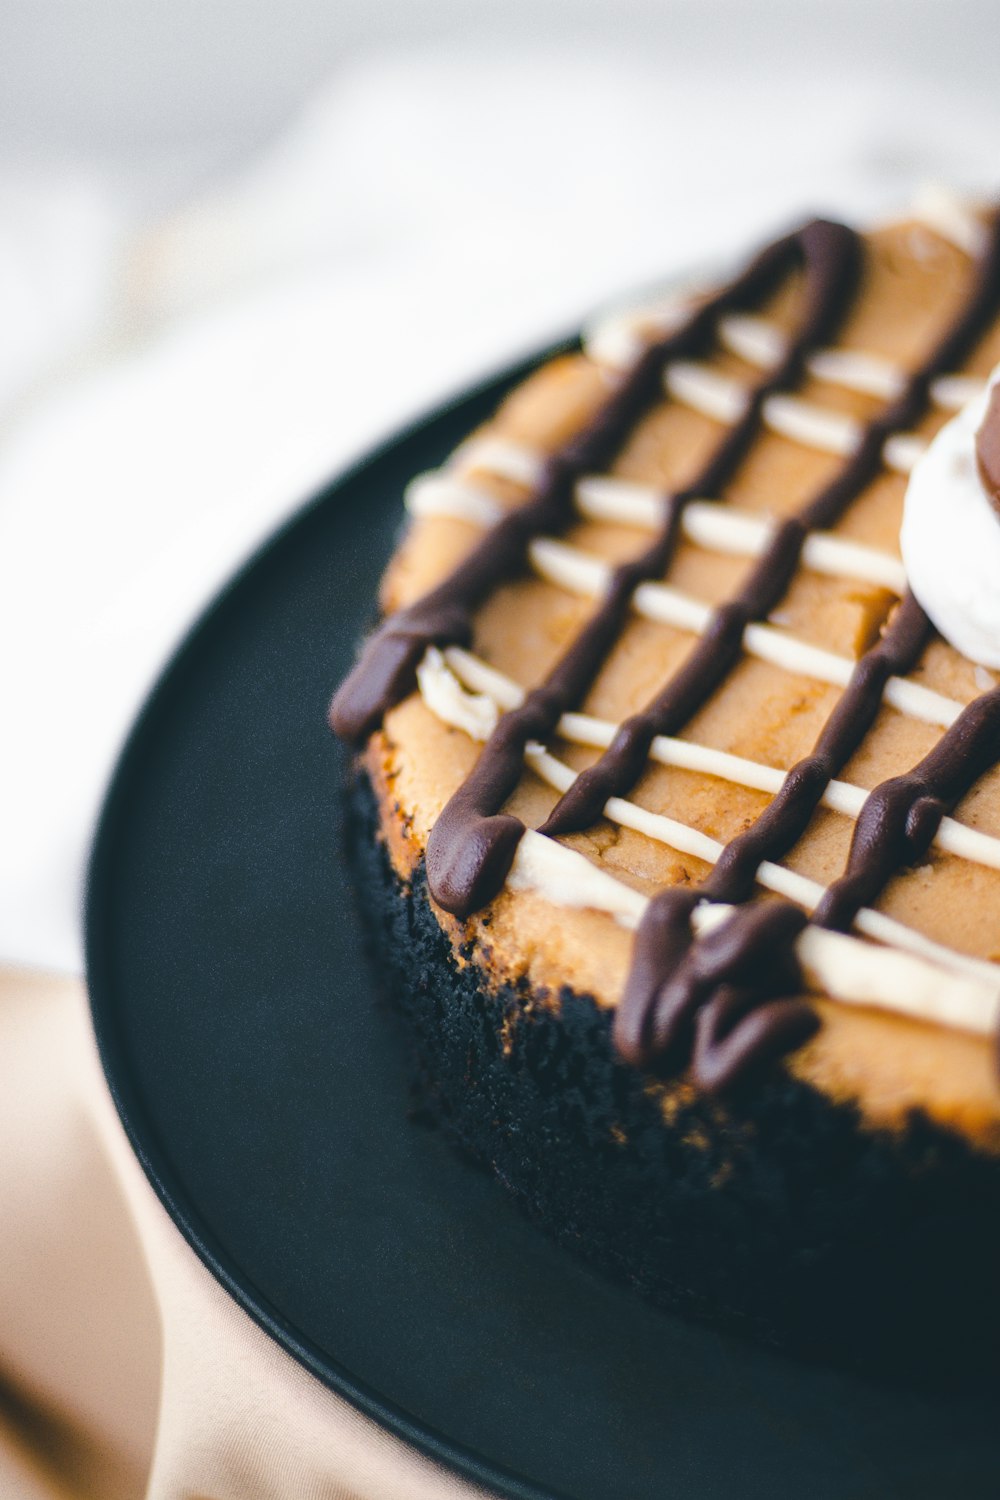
[331,193,1000,1376]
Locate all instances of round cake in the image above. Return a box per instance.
[331,192,1000,1378]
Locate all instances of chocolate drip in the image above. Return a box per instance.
[330,221,836,745]
[975,381,1000,518]
[692,985,821,1094]
[815,683,1000,933]
[426,219,862,916]
[615,897,813,1077]
[616,593,930,1086]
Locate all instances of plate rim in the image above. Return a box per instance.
[84,335,581,1500]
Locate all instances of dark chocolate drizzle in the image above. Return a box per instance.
[331,205,1000,1093]
[615,894,817,1076]
[814,682,1000,934]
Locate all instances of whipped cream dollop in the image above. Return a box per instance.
[901,364,1000,669]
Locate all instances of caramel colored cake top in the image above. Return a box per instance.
[334,198,1000,1149]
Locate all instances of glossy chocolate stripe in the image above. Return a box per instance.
[814,682,1000,934]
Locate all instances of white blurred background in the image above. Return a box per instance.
[2,0,998,971]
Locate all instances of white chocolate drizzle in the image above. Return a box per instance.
[662,360,926,471]
[588,308,983,413]
[716,313,982,412]
[406,472,503,527]
[415,645,499,740]
[525,535,961,728]
[449,433,546,488]
[407,468,908,595]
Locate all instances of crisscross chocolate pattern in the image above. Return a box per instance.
[331,208,1000,1092]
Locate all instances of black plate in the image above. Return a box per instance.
[86,345,1000,1500]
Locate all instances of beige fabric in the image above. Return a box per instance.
[0,966,498,1500]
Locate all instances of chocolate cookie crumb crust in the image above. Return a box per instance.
[350,762,1000,1381]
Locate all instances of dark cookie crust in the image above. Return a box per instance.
[348,765,1000,1383]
